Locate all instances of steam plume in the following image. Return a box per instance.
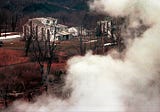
[5,0,160,112]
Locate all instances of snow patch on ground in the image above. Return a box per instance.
[0,35,21,40]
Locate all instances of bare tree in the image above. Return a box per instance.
[25,21,33,56]
[25,20,57,86]
[0,10,9,37]
[79,26,86,56]
[11,14,18,32]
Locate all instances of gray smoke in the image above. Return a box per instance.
[5,0,160,112]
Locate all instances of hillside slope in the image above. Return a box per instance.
[0,0,104,30]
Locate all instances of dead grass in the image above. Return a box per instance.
[3,40,25,48]
[0,63,41,90]
[0,48,28,67]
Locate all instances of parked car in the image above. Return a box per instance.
[0,41,4,47]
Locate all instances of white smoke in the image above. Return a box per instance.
[5,0,160,112]
[89,0,160,25]
[89,0,132,17]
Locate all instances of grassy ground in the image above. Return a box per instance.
[2,39,25,49]
[0,36,120,109]
[0,48,28,67]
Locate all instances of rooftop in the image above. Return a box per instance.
[28,17,58,26]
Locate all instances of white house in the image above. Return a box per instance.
[68,27,78,37]
[23,17,72,41]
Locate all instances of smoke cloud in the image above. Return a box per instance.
[5,0,160,112]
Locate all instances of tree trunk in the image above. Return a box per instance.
[25,21,33,56]
[41,65,49,85]
[0,28,1,37]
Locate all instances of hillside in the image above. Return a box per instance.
[0,0,105,31]
[0,0,89,14]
